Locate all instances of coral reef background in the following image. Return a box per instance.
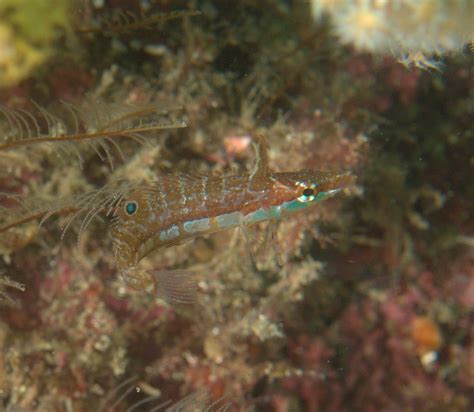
[0,0,472,411]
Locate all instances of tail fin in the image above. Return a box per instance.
[154,269,197,305]
[122,268,197,305]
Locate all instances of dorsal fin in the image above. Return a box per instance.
[249,134,270,189]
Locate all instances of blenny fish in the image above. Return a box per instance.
[110,135,354,301]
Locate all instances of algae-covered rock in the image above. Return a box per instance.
[0,0,72,86]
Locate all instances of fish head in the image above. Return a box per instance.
[271,170,355,210]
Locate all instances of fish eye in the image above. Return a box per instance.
[302,188,314,197]
[125,201,138,215]
[297,186,317,203]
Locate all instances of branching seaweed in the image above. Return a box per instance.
[0,273,25,307]
[0,101,186,168]
[99,375,232,412]
[78,9,202,36]
[0,180,137,243]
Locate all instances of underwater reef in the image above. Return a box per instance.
[0,1,472,411]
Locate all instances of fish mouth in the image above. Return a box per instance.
[324,188,343,198]
[330,171,356,190]
[315,172,355,200]
[317,171,356,193]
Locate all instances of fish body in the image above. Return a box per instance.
[110,135,354,296]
